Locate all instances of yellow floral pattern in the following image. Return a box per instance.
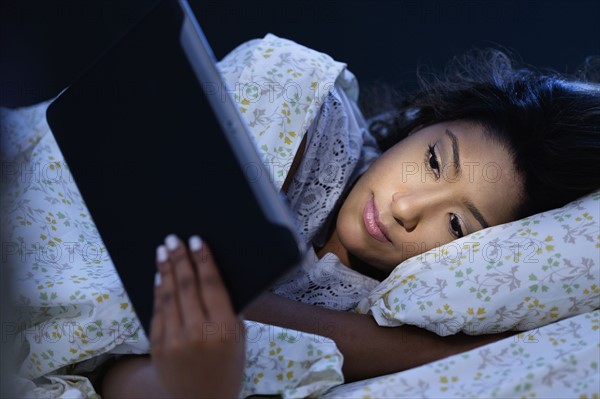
[218,33,347,190]
[1,101,144,380]
[240,322,343,398]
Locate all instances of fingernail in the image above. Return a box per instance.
[189,235,203,252]
[154,272,162,287]
[165,234,179,250]
[156,245,168,262]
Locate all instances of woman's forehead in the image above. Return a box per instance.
[416,121,524,224]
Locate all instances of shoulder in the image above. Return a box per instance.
[217,34,351,191]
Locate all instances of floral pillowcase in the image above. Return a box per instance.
[356,190,600,335]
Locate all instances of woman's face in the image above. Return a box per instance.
[335,120,524,272]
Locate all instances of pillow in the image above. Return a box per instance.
[356,190,600,335]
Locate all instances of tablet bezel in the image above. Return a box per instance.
[45,0,306,335]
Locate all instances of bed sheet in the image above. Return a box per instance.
[9,310,598,398]
[3,33,598,398]
[8,320,344,398]
[323,309,600,398]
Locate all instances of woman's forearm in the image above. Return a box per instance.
[101,355,170,398]
[244,292,512,382]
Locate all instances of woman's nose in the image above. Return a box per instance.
[391,190,434,232]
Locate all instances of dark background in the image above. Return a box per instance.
[0,0,598,390]
[1,0,599,108]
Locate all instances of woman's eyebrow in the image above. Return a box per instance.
[464,199,490,229]
[446,128,490,230]
[445,128,461,176]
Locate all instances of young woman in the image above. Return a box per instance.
[102,46,600,397]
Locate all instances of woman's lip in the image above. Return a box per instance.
[363,195,392,244]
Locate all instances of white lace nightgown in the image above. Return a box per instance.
[270,85,382,311]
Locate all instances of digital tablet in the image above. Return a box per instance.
[46,0,306,334]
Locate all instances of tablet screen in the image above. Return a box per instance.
[46,0,304,333]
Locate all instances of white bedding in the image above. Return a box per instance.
[9,311,598,398]
[324,309,599,398]
[2,34,598,398]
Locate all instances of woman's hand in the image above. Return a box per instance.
[150,234,245,399]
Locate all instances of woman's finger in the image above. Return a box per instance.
[188,235,236,321]
[155,244,182,340]
[150,269,164,349]
[164,234,205,327]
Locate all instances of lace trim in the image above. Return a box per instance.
[286,88,360,245]
[273,87,381,311]
[270,249,379,311]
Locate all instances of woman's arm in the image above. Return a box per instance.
[244,292,512,383]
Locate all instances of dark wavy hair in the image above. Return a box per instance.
[362,49,600,219]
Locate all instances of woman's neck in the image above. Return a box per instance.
[314,227,348,264]
[314,228,389,281]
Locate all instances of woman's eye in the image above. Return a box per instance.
[427,144,440,179]
[450,214,464,238]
